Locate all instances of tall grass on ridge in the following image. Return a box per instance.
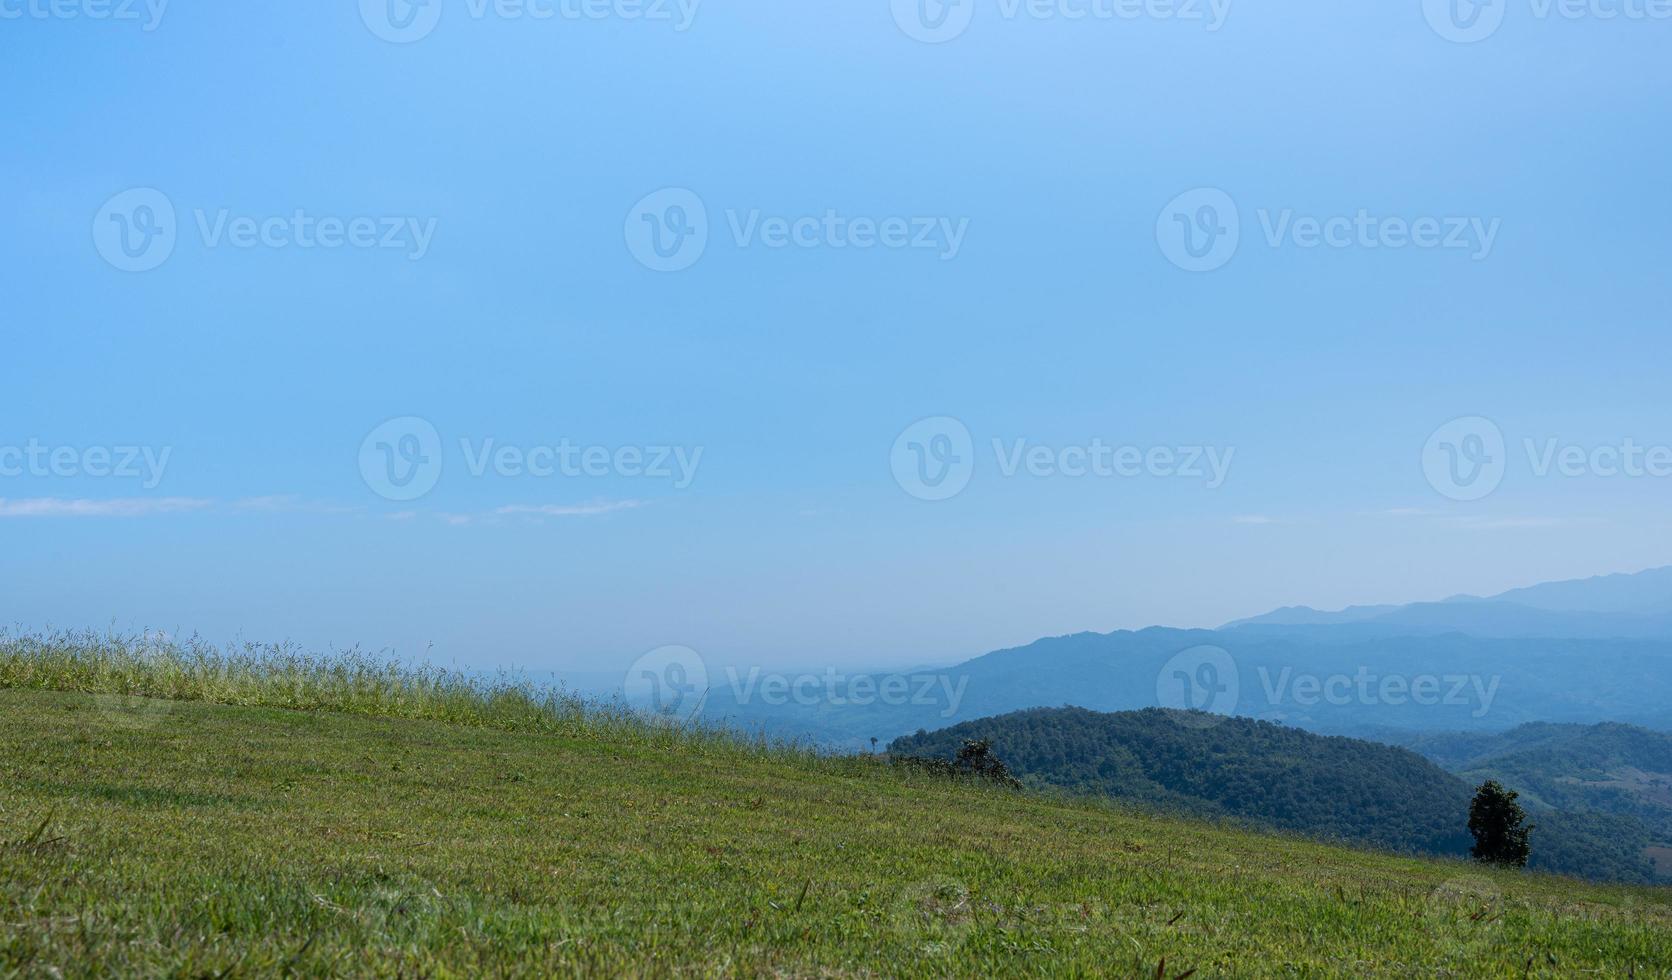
[0,629,779,758]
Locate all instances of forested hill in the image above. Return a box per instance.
[1391,722,1672,776]
[890,707,1660,882]
[1384,722,1672,845]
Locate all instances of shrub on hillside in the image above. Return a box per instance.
[892,737,1022,788]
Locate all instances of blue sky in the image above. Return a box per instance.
[3,0,1671,676]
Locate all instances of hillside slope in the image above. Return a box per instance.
[2,687,1670,976]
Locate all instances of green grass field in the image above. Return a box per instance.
[2,635,1669,977]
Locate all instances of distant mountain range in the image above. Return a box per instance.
[889,708,1667,884]
[701,565,1672,748]
[1223,566,1672,639]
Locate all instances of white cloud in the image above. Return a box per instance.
[0,495,651,523]
[496,500,644,518]
[0,497,215,518]
[234,495,360,515]
[1369,507,1571,530]
[1452,516,1568,530]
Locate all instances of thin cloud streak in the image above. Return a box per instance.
[387,501,648,526]
[0,495,521,522]
[496,501,645,518]
[234,495,362,515]
[0,497,215,518]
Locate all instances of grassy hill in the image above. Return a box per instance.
[2,634,1670,976]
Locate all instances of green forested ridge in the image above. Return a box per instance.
[1387,722,1672,876]
[890,707,1660,883]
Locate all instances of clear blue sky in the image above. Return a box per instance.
[4,1,1671,675]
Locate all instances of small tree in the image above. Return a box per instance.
[1468,780,1533,868]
